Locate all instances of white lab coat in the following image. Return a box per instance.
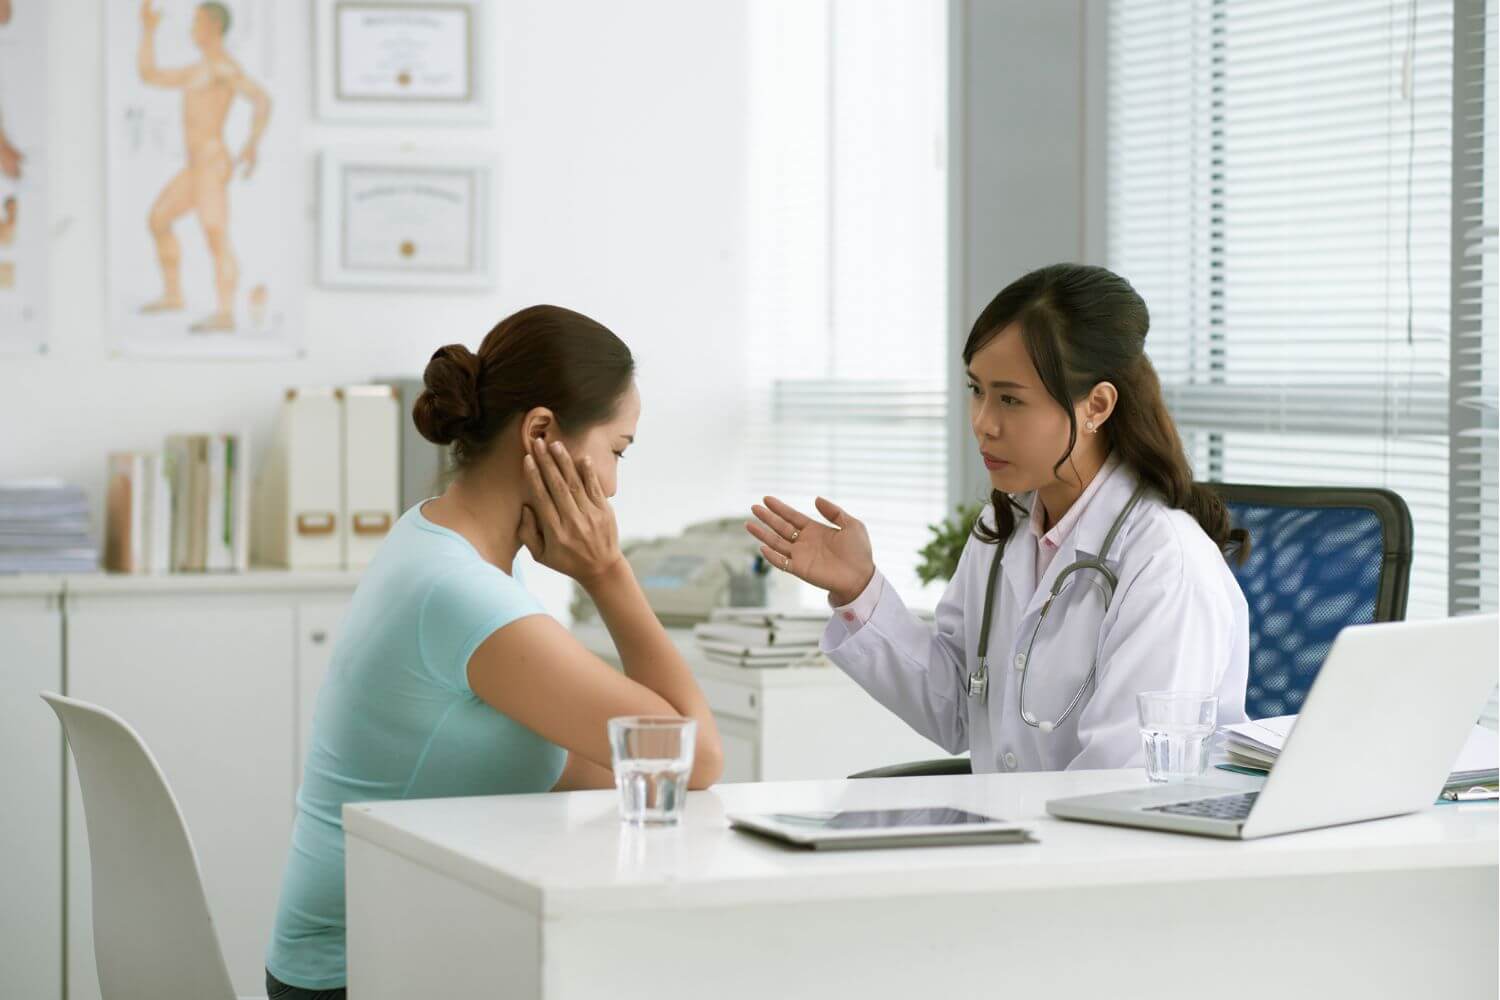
[821,462,1249,772]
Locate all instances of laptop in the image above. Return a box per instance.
[1046,614,1499,840]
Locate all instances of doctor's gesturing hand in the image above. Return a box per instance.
[746,496,876,606]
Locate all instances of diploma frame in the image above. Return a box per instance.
[314,0,490,123]
[318,147,497,290]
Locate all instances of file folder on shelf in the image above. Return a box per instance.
[253,388,343,569]
[341,385,400,570]
[374,375,453,515]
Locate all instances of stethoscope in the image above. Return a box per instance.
[966,482,1149,732]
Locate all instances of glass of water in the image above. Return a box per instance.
[1137,691,1218,782]
[607,716,697,825]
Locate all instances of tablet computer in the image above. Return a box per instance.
[726,807,1034,850]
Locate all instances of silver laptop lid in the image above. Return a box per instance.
[1242,614,1498,839]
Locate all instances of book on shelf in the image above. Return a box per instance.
[105,452,171,574]
[116,432,248,574]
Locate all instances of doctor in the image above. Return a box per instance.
[746,264,1250,772]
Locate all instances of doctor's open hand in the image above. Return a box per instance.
[747,496,876,606]
[518,438,623,587]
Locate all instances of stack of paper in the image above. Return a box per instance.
[1223,714,1500,789]
[692,608,831,668]
[0,481,98,573]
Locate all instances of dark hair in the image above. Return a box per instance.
[198,2,231,35]
[413,304,636,470]
[964,263,1247,562]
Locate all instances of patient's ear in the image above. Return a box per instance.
[518,407,558,449]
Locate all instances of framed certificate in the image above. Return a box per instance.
[315,0,490,123]
[319,147,496,289]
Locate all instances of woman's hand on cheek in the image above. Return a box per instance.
[520,437,624,586]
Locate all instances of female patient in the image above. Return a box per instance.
[265,305,723,999]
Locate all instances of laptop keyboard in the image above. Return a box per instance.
[1145,790,1259,821]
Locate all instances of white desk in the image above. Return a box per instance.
[344,770,1497,999]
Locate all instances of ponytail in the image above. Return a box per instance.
[965,264,1248,563]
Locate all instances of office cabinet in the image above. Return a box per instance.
[296,600,347,780]
[0,582,65,1000]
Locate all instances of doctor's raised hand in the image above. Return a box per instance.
[746,496,875,606]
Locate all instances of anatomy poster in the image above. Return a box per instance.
[0,0,48,355]
[107,0,302,358]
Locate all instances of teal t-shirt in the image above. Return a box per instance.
[266,503,565,989]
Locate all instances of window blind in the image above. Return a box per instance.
[1450,0,1498,726]
[746,1,949,606]
[1107,0,1461,621]
[1450,0,1498,615]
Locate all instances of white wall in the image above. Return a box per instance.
[6,0,750,615]
[945,0,1098,510]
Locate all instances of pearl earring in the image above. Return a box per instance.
[1086,420,1096,432]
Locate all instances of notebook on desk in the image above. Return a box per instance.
[1221,715,1500,790]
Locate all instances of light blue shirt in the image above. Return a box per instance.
[266,503,565,989]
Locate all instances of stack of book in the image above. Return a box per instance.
[692,608,831,668]
[104,433,250,574]
[1221,714,1499,792]
[0,481,98,573]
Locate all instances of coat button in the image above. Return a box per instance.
[1003,752,1018,770]
[1013,652,1027,670]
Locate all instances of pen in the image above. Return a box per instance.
[1439,786,1499,802]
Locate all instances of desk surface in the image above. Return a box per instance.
[344,769,1498,918]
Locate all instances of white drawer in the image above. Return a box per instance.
[699,676,759,721]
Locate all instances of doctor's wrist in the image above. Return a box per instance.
[829,567,876,609]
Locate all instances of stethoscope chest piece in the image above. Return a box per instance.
[966,660,989,701]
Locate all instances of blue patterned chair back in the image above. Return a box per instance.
[1203,484,1413,719]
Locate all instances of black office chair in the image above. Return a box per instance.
[849,482,1414,779]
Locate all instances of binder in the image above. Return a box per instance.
[373,375,453,514]
[146,452,171,573]
[206,435,228,571]
[226,434,249,572]
[104,453,144,573]
[164,434,211,572]
[252,389,343,569]
[340,385,400,569]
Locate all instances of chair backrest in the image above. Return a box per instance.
[1203,484,1413,719]
[40,692,236,1000]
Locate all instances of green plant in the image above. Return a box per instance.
[915,502,983,585]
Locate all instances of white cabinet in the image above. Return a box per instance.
[576,626,952,782]
[0,582,65,1000]
[62,574,353,1000]
[296,601,347,780]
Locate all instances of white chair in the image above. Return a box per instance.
[41,691,257,1000]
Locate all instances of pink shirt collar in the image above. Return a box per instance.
[1029,451,1122,561]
